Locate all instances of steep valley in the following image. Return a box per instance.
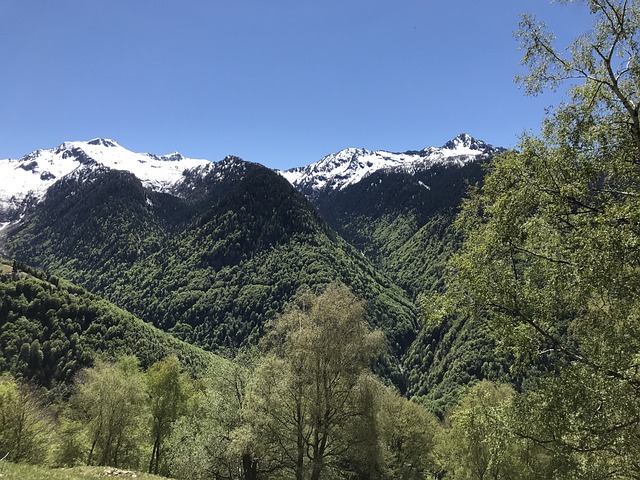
[0,135,507,402]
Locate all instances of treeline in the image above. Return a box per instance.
[0,285,428,479]
[0,284,560,479]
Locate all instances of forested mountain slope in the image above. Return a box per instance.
[3,153,417,386]
[282,134,502,298]
[283,137,509,408]
[0,135,511,400]
[314,162,485,298]
[0,258,219,391]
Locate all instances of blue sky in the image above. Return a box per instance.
[0,1,589,169]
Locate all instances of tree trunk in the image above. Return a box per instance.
[242,452,258,480]
[88,437,97,466]
[154,440,161,474]
[295,398,305,480]
[148,436,159,474]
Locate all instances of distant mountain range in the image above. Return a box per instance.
[0,134,502,228]
[280,133,503,198]
[0,134,509,404]
[0,138,214,225]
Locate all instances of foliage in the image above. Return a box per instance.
[5,160,418,388]
[146,355,190,475]
[383,212,459,299]
[404,314,511,417]
[376,383,440,479]
[72,357,148,468]
[243,284,386,480]
[164,359,251,479]
[445,0,640,477]
[0,285,441,480]
[0,258,219,391]
[436,381,554,480]
[316,163,485,284]
[0,374,52,464]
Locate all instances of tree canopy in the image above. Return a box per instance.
[444,0,640,476]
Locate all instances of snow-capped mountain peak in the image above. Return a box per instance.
[280,134,504,197]
[439,133,491,153]
[86,138,121,148]
[0,139,214,226]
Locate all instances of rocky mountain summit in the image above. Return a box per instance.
[0,139,218,226]
[279,133,504,199]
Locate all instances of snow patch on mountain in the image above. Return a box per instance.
[0,139,214,223]
[280,134,504,196]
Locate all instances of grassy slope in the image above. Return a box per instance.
[0,462,169,480]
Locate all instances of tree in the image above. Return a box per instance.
[0,374,51,464]
[377,383,439,479]
[73,357,147,468]
[244,284,385,480]
[447,1,640,477]
[435,381,548,480]
[53,414,87,467]
[146,355,190,475]
[165,358,253,480]
[517,0,640,150]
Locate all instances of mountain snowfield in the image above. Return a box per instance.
[0,138,215,227]
[279,133,503,196]
[0,138,212,199]
[0,133,502,229]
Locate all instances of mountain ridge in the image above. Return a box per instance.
[279,133,504,199]
[0,134,502,229]
[2,154,419,388]
[0,134,508,397]
[0,138,214,226]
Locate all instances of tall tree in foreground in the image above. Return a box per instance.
[165,357,254,480]
[436,381,554,480]
[446,0,640,477]
[146,355,190,475]
[0,374,51,464]
[73,357,147,468]
[244,284,385,480]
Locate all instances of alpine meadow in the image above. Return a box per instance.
[1,1,640,479]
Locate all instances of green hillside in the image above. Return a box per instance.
[315,162,485,275]
[4,159,418,387]
[313,160,511,404]
[0,258,220,391]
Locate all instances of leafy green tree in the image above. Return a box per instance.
[244,284,385,480]
[0,374,51,464]
[73,357,147,468]
[377,382,439,479]
[435,382,521,480]
[53,414,87,467]
[165,386,225,480]
[165,356,253,480]
[146,355,190,475]
[447,1,640,477]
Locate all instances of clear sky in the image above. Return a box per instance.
[0,1,590,170]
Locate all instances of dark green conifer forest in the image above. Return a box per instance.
[1,1,639,478]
